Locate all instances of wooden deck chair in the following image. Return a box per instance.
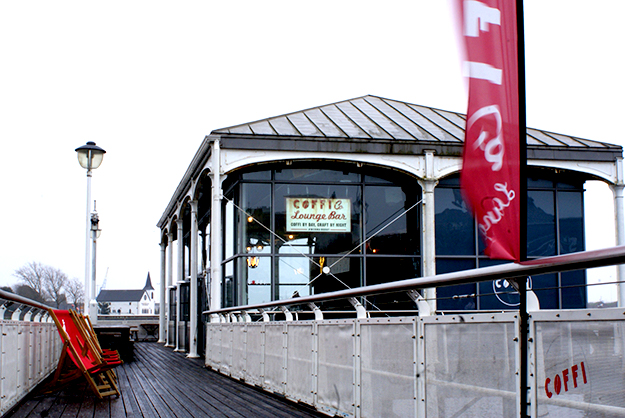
[69,309,121,362]
[46,309,121,399]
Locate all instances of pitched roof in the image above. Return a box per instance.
[212,95,621,161]
[97,289,146,303]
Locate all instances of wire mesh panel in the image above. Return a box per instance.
[220,324,234,375]
[423,313,518,417]
[231,325,247,381]
[263,323,285,393]
[359,318,418,418]
[205,323,222,370]
[1,322,19,412]
[245,323,264,387]
[317,320,355,417]
[533,309,625,417]
[285,323,315,405]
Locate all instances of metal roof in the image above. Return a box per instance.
[213,95,621,160]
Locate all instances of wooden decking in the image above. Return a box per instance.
[7,343,326,418]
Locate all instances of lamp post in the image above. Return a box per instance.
[90,208,102,323]
[75,141,106,316]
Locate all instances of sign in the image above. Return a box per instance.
[286,198,350,232]
[457,0,521,261]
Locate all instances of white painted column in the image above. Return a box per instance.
[158,239,166,343]
[175,218,184,352]
[210,140,223,311]
[612,158,625,307]
[188,200,199,358]
[165,232,174,347]
[418,150,438,314]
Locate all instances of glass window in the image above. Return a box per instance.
[241,183,272,254]
[558,191,584,254]
[435,187,474,255]
[277,256,313,300]
[435,169,587,310]
[527,190,555,257]
[222,163,421,306]
[365,185,419,255]
[243,256,272,305]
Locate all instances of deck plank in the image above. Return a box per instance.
[6,342,325,418]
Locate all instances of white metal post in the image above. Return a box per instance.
[175,219,184,352]
[159,240,167,343]
[83,170,92,316]
[210,139,223,311]
[166,232,174,347]
[612,158,625,307]
[419,150,438,314]
[189,200,199,358]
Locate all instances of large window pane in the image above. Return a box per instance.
[243,256,272,305]
[435,187,474,255]
[241,183,272,255]
[558,191,584,254]
[365,185,419,255]
[527,190,555,257]
[365,257,421,310]
[277,256,312,300]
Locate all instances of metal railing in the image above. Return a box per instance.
[203,246,625,417]
[0,290,62,416]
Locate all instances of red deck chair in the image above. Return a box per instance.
[69,309,121,363]
[46,309,121,398]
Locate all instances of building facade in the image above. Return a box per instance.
[157,95,625,356]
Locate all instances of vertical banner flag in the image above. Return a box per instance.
[457,0,521,261]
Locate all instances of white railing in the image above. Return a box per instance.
[204,246,625,417]
[0,290,62,416]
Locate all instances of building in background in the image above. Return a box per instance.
[96,273,156,315]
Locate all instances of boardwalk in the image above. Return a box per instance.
[8,343,325,418]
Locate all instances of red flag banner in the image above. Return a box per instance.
[457,0,521,261]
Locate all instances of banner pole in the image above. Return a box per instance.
[516,0,529,416]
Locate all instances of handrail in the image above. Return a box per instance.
[0,289,51,310]
[203,245,625,315]
[0,288,52,321]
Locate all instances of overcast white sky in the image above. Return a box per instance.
[1,1,623,303]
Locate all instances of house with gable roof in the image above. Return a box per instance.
[96,273,157,315]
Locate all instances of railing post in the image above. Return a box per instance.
[407,290,431,316]
[348,298,366,319]
[280,306,293,322]
[307,303,323,321]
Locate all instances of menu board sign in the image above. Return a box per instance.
[286,198,351,232]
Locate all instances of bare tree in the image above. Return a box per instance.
[13,262,48,300]
[65,277,85,310]
[44,266,68,308]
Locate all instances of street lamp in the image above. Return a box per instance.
[75,141,106,317]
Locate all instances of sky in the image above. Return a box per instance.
[0,1,623,304]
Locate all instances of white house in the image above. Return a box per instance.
[96,273,156,315]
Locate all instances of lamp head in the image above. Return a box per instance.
[76,141,106,170]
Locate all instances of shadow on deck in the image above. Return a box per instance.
[7,342,326,418]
